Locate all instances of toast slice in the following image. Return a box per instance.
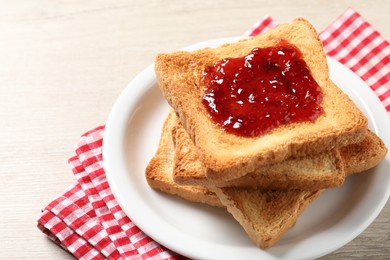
[171,117,387,248]
[210,129,387,248]
[174,117,385,188]
[173,118,345,190]
[146,112,386,249]
[211,187,321,249]
[155,18,368,182]
[339,131,388,175]
[145,111,223,208]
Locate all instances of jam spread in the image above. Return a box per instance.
[202,40,323,137]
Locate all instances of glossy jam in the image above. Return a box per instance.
[202,40,323,137]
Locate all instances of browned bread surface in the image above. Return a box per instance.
[212,187,321,249]
[174,116,386,188]
[145,111,223,207]
[155,18,368,182]
[173,117,345,190]
[147,112,386,249]
[212,129,387,249]
[341,130,388,175]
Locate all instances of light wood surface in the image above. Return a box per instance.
[1,1,389,259]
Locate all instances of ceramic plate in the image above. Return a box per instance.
[103,37,390,260]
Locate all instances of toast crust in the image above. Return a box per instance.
[341,130,388,175]
[173,116,345,190]
[210,130,386,249]
[212,187,321,249]
[146,112,386,249]
[155,18,368,182]
[173,114,386,189]
[145,111,223,207]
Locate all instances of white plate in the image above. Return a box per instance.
[103,37,390,260]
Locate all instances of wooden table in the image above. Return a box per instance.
[1,1,389,258]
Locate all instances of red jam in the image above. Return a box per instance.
[202,40,323,137]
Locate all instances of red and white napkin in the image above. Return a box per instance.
[38,8,390,260]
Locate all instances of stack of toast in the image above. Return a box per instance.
[146,18,388,249]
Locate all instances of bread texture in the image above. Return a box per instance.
[155,18,368,182]
[174,117,386,187]
[145,111,223,208]
[171,116,386,248]
[146,111,386,249]
[341,131,388,176]
[210,130,386,249]
[173,118,345,190]
[212,187,321,249]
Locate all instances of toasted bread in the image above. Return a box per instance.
[173,117,385,187]
[210,130,386,249]
[340,131,388,175]
[173,118,345,190]
[211,187,321,249]
[146,112,386,249]
[155,18,368,182]
[173,119,386,189]
[171,117,386,248]
[145,111,223,208]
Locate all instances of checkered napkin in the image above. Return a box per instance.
[38,8,390,260]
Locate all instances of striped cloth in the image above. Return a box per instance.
[38,8,390,260]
